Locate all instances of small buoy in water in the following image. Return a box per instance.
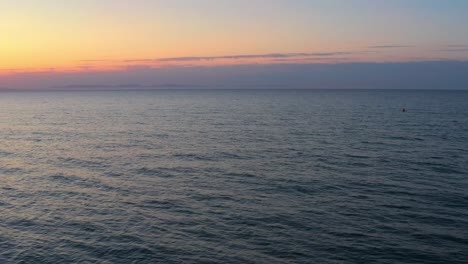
[402,108,406,112]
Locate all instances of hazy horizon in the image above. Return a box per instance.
[2,61,468,91]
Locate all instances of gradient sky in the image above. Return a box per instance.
[1,0,468,89]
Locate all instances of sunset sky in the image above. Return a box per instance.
[1,0,468,89]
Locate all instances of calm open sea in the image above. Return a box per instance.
[0,90,467,263]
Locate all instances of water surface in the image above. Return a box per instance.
[0,90,467,263]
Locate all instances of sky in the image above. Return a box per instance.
[1,0,468,90]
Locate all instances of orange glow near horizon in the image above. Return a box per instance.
[1,51,465,77]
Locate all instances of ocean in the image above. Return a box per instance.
[0,89,467,263]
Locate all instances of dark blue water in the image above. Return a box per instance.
[0,90,467,263]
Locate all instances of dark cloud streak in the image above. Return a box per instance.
[56,83,202,90]
[447,45,468,48]
[439,48,468,52]
[368,45,413,49]
[124,52,353,63]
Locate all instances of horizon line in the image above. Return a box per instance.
[2,87,468,92]
[2,59,468,76]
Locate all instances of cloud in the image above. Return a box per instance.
[125,65,154,70]
[54,83,203,90]
[447,45,468,48]
[368,45,413,49]
[124,52,353,63]
[439,48,468,52]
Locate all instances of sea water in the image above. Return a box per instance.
[0,90,467,263]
